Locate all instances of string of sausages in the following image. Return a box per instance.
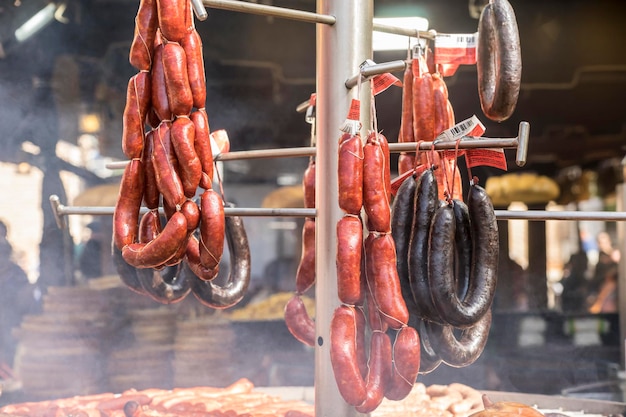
[392,47,499,374]
[113,0,250,309]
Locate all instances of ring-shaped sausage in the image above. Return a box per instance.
[135,262,192,304]
[476,0,522,122]
[112,241,146,295]
[189,206,251,309]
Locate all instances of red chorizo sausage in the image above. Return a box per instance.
[199,189,225,270]
[122,72,151,159]
[138,209,162,244]
[151,122,185,208]
[397,153,415,176]
[412,56,435,142]
[329,305,367,406]
[170,117,202,197]
[295,218,316,294]
[302,158,315,210]
[337,132,363,215]
[185,236,219,281]
[399,60,414,144]
[180,28,206,109]
[363,132,391,233]
[190,108,213,189]
[432,73,449,137]
[151,43,171,122]
[385,326,421,401]
[155,0,190,42]
[142,130,160,209]
[284,294,315,347]
[113,159,145,250]
[129,0,158,71]
[161,42,193,117]
[355,331,392,414]
[180,199,200,231]
[122,211,188,268]
[336,215,363,306]
[364,233,409,329]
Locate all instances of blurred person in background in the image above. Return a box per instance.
[588,232,620,304]
[77,221,104,280]
[0,220,39,370]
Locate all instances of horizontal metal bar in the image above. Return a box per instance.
[202,0,336,25]
[191,0,209,21]
[345,59,407,89]
[50,195,626,224]
[494,210,626,222]
[105,128,528,171]
[372,22,435,40]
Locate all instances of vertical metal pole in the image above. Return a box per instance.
[315,1,372,416]
[617,182,626,371]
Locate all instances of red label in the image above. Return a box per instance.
[347,99,361,121]
[372,73,402,95]
[434,33,478,77]
[465,149,508,171]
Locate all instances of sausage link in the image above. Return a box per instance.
[112,243,146,295]
[284,294,315,347]
[136,262,192,304]
[122,211,188,268]
[161,42,193,117]
[336,215,363,306]
[354,331,392,414]
[180,28,206,109]
[412,56,435,142]
[185,236,219,281]
[337,132,364,215]
[151,122,185,208]
[363,132,391,233]
[329,305,367,407]
[190,211,251,309]
[156,0,190,42]
[432,73,449,137]
[142,130,160,209]
[190,109,213,189]
[425,309,492,367]
[199,189,225,270]
[476,0,522,122]
[129,0,158,71]
[397,153,414,176]
[417,320,443,374]
[138,209,162,244]
[113,159,145,250]
[364,233,409,329]
[302,158,316,210]
[408,169,443,323]
[295,218,316,294]
[399,60,414,144]
[365,279,387,333]
[170,117,202,197]
[385,326,421,401]
[453,199,472,300]
[122,72,151,159]
[180,199,200,231]
[390,174,420,330]
[151,43,172,122]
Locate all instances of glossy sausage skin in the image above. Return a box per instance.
[170,117,202,198]
[336,215,363,306]
[476,0,522,122]
[399,60,414,144]
[426,309,492,367]
[151,122,185,208]
[138,209,162,244]
[190,211,251,309]
[453,199,472,300]
[199,189,225,270]
[121,211,188,268]
[417,320,443,374]
[185,236,219,281]
[365,233,409,329]
[180,28,207,109]
[129,0,158,71]
[151,44,172,122]
[112,241,146,295]
[408,169,442,323]
[156,0,190,42]
[161,42,193,117]
[180,199,200,231]
[136,262,191,304]
[390,174,420,330]
[432,72,449,137]
[113,159,145,250]
[295,218,316,294]
[284,294,315,347]
[363,132,391,233]
[303,158,316,210]
[122,72,151,159]
[397,153,415,176]
[412,56,435,142]
[354,331,392,413]
[385,326,421,401]
[142,130,160,209]
[190,109,213,189]
[329,305,367,407]
[337,132,364,215]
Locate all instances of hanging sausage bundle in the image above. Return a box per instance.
[113,0,250,309]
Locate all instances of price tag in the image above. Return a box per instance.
[434,32,478,77]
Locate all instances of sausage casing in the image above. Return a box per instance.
[363,132,391,233]
[155,0,190,42]
[354,331,392,413]
[122,72,151,159]
[199,189,225,270]
[151,122,185,208]
[162,42,193,117]
[113,159,145,250]
[129,0,158,71]
[337,132,363,215]
[296,218,316,294]
[190,108,213,189]
[180,29,207,109]
[170,117,202,198]
[284,294,315,347]
[336,215,364,306]
[385,326,421,401]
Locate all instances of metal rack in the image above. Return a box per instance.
[48,1,626,416]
